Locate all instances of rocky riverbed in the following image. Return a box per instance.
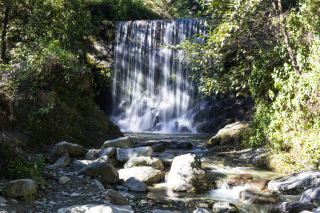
[1,133,320,213]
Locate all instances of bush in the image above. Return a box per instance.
[0,141,45,179]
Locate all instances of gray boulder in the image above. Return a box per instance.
[102,189,130,205]
[85,149,101,160]
[5,179,37,198]
[103,136,133,149]
[73,160,92,172]
[100,147,116,157]
[116,147,153,162]
[151,143,167,152]
[268,201,316,213]
[300,185,320,203]
[124,156,164,170]
[248,179,270,191]
[239,188,279,204]
[268,171,320,195]
[79,156,119,183]
[167,153,213,192]
[212,202,239,213]
[119,166,165,185]
[124,177,148,192]
[48,153,70,169]
[54,141,86,157]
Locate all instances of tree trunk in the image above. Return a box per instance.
[0,6,9,62]
[277,0,301,76]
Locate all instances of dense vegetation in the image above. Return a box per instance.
[176,0,320,172]
[0,0,319,175]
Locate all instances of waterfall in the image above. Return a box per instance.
[111,19,205,133]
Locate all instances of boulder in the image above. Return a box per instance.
[100,147,116,157]
[78,156,119,183]
[193,208,213,213]
[239,188,279,204]
[116,147,153,162]
[102,189,130,205]
[227,174,253,186]
[209,122,252,146]
[119,166,165,185]
[58,204,134,213]
[73,160,92,172]
[268,201,316,213]
[54,141,86,157]
[103,136,133,149]
[268,171,320,195]
[151,143,167,152]
[212,202,239,213]
[124,156,164,170]
[248,180,270,191]
[48,153,70,169]
[0,196,8,204]
[300,185,320,203]
[124,177,148,192]
[85,149,101,160]
[153,210,174,213]
[5,179,37,198]
[167,153,213,192]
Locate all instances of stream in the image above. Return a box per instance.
[123,133,300,213]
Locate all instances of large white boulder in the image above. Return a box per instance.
[119,166,164,185]
[58,204,134,213]
[116,147,153,162]
[268,171,320,195]
[167,153,213,192]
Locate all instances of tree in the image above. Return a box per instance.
[0,4,9,62]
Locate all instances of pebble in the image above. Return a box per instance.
[59,176,71,185]
[49,201,56,205]
[70,193,80,197]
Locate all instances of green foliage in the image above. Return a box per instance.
[177,0,320,171]
[0,142,45,179]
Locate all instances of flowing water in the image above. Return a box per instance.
[124,133,300,213]
[111,19,206,133]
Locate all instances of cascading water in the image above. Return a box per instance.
[111,19,206,133]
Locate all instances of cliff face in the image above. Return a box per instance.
[0,68,123,149]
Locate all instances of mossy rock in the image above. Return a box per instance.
[209,122,252,146]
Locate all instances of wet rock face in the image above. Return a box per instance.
[54,141,87,157]
[5,179,37,198]
[118,166,165,185]
[167,153,213,192]
[268,201,316,213]
[239,188,279,204]
[227,174,253,186]
[268,171,320,195]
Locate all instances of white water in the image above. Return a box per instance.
[111,19,206,133]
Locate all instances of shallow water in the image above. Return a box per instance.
[124,133,299,212]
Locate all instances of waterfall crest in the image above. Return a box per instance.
[111,19,205,133]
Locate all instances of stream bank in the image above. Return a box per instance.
[1,133,312,213]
